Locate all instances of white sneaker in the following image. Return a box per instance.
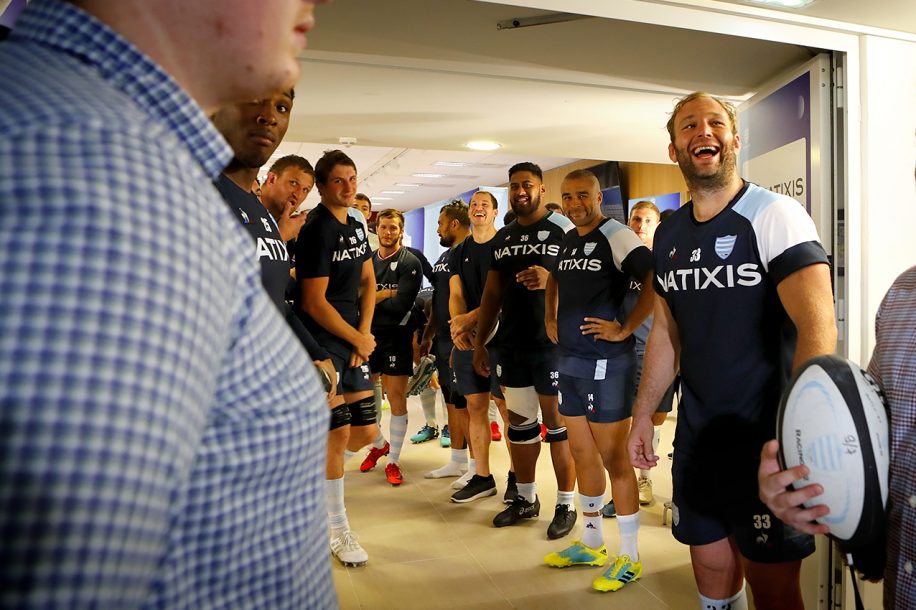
[425,462,466,479]
[638,476,654,506]
[330,529,368,567]
[451,468,474,490]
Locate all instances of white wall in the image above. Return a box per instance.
[857,35,916,362]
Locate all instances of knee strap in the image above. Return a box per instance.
[544,426,567,443]
[507,421,541,445]
[348,396,377,426]
[329,404,351,431]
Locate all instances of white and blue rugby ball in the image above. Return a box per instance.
[776,355,890,547]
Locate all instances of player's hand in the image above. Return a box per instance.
[315,359,337,401]
[453,330,474,351]
[473,345,490,377]
[278,201,307,242]
[449,312,476,336]
[581,317,627,342]
[418,337,433,358]
[546,318,559,344]
[347,350,363,368]
[352,331,375,361]
[757,440,831,535]
[516,265,549,290]
[627,415,659,470]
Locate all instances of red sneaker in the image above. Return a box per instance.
[385,462,404,486]
[360,441,390,472]
[491,421,502,441]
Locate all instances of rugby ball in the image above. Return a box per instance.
[776,355,889,547]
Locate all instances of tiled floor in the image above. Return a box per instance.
[332,396,704,609]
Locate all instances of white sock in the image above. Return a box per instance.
[517,482,536,503]
[327,477,349,533]
[420,387,437,426]
[639,428,662,478]
[616,511,640,561]
[372,430,387,450]
[557,489,575,509]
[425,448,468,478]
[388,414,408,464]
[579,491,605,549]
[488,400,498,422]
[467,457,476,474]
[698,583,748,610]
[343,449,357,462]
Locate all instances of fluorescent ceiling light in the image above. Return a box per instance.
[467,140,501,151]
[744,0,815,7]
[395,182,421,187]
[433,161,472,167]
[373,197,394,201]
[381,190,405,195]
[412,173,446,178]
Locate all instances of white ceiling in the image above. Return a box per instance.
[277,0,915,211]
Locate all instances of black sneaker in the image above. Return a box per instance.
[493,495,540,527]
[503,471,518,505]
[451,474,497,503]
[547,504,577,539]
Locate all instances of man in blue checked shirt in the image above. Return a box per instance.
[0,1,335,608]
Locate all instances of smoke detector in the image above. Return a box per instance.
[339,136,358,147]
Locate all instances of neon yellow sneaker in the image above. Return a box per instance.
[543,541,608,568]
[592,554,642,592]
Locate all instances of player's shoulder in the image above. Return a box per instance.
[596,217,631,243]
[546,211,575,232]
[347,206,369,229]
[732,182,806,225]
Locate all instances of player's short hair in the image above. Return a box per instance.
[503,209,517,225]
[354,193,371,206]
[315,149,356,185]
[508,161,543,182]
[629,200,660,220]
[268,155,313,178]
[440,199,469,227]
[545,202,562,213]
[473,190,498,208]
[376,208,404,230]
[666,91,738,142]
[563,168,600,187]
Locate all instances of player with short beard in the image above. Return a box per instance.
[627,92,837,610]
[473,162,578,540]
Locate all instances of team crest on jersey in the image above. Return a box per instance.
[715,235,737,260]
[239,209,250,224]
[584,242,597,256]
[390,261,398,271]
[537,230,549,242]
[356,228,365,241]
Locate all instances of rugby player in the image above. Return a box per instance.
[627,92,837,610]
[473,162,578,539]
[542,170,655,592]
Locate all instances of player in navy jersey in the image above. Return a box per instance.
[297,149,379,567]
[420,201,473,482]
[542,169,655,592]
[211,92,336,392]
[473,162,578,539]
[618,201,678,508]
[361,209,423,486]
[448,191,514,503]
[626,92,837,610]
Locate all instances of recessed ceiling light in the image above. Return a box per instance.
[395,182,421,187]
[381,190,405,195]
[466,140,501,151]
[412,173,446,178]
[433,161,472,167]
[373,197,394,201]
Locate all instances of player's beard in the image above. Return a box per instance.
[510,189,540,218]
[439,233,454,248]
[675,139,738,193]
